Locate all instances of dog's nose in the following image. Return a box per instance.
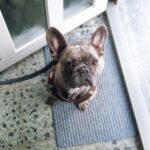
[79,67,90,76]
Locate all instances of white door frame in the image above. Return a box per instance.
[106,3,150,150]
[46,0,108,33]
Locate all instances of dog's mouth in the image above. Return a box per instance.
[70,76,93,88]
[78,78,93,87]
[84,77,93,86]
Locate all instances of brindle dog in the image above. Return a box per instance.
[46,25,108,111]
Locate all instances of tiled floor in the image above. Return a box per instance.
[0,7,143,150]
[0,51,55,149]
[0,51,142,150]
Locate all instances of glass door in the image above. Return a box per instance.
[0,0,47,71]
[64,0,93,18]
[47,0,108,33]
[0,0,47,49]
[0,0,108,72]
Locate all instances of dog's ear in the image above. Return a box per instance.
[91,25,108,56]
[46,27,68,60]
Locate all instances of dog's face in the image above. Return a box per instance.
[58,44,102,88]
[46,26,108,89]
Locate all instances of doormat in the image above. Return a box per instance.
[44,34,137,148]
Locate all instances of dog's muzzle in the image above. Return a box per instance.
[48,65,96,104]
[71,66,93,88]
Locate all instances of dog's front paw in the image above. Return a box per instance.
[47,96,57,105]
[77,101,89,112]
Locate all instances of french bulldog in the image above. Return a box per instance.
[46,25,108,111]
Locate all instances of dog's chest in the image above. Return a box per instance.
[68,86,89,100]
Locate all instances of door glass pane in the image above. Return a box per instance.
[64,0,93,18]
[0,0,47,48]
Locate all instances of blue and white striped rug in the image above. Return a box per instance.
[44,34,137,148]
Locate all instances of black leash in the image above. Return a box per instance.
[0,60,58,85]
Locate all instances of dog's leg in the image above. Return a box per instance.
[47,91,57,105]
[77,100,89,111]
[47,96,57,105]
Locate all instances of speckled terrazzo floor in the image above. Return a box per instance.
[0,11,143,150]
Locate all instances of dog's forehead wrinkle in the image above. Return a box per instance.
[60,44,99,64]
[81,45,99,58]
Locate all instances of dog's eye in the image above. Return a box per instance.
[92,59,98,66]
